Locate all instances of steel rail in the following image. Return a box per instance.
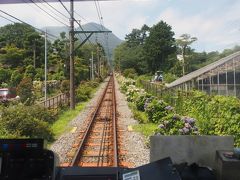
[112,75,118,167]
[71,76,118,166]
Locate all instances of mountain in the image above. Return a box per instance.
[43,22,123,60]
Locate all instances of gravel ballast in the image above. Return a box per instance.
[50,80,108,164]
[115,78,150,167]
[50,77,150,167]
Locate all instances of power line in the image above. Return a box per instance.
[74,11,102,31]
[94,0,111,60]
[0,14,15,24]
[41,0,69,20]
[39,0,69,21]
[29,0,69,26]
[58,0,71,16]
[0,9,58,40]
[58,0,93,45]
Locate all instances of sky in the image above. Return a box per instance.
[0,0,240,52]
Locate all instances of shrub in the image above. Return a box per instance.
[123,68,137,79]
[135,93,153,112]
[145,99,168,123]
[128,102,149,124]
[0,68,12,84]
[0,104,54,141]
[60,80,70,93]
[155,114,199,135]
[11,69,23,87]
[76,83,93,102]
[125,85,142,102]
[120,78,136,92]
[17,77,35,105]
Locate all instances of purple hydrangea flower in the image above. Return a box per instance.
[165,105,173,111]
[172,114,180,121]
[182,127,189,134]
[185,123,191,129]
[158,124,165,129]
[187,118,195,125]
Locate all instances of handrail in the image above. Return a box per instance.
[38,92,69,109]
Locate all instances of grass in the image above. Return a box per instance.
[133,123,158,137]
[127,102,158,137]
[50,101,88,139]
[50,81,101,139]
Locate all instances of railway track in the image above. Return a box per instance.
[70,75,120,167]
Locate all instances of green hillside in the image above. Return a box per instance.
[43,22,123,60]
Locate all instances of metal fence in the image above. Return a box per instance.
[38,93,69,110]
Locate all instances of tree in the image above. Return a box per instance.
[114,25,150,74]
[144,21,176,73]
[0,68,12,85]
[11,69,23,87]
[176,34,197,75]
[0,45,25,68]
[0,23,36,49]
[25,32,44,68]
[17,77,34,105]
[24,65,36,79]
[125,24,150,47]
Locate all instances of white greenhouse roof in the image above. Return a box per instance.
[167,51,240,88]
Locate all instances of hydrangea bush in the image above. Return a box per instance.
[118,75,200,137]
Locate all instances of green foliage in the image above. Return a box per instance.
[17,77,35,105]
[35,68,44,81]
[0,23,37,49]
[0,104,54,141]
[60,80,70,93]
[155,114,199,135]
[133,123,158,137]
[10,69,23,87]
[0,45,25,68]
[51,102,87,138]
[128,102,149,123]
[163,73,178,83]
[123,68,137,78]
[76,80,99,102]
[145,99,168,123]
[144,21,176,73]
[164,90,240,146]
[119,77,136,92]
[135,93,153,112]
[0,68,11,85]
[24,65,36,79]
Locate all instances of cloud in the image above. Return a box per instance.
[0,0,240,52]
[156,4,240,52]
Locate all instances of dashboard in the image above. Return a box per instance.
[0,139,181,180]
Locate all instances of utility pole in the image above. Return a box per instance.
[33,42,36,68]
[97,46,100,77]
[91,51,94,80]
[44,29,47,101]
[69,0,75,109]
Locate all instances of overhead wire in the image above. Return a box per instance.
[0,9,58,41]
[41,0,69,20]
[29,0,69,26]
[0,14,15,24]
[74,11,102,31]
[58,0,94,46]
[94,0,111,60]
[37,0,69,22]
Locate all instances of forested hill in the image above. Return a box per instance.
[43,22,123,59]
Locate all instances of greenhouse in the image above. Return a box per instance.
[167,51,240,97]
